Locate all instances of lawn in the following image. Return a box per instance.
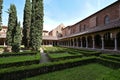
[0,53,40,64]
[25,63,120,80]
[48,53,82,59]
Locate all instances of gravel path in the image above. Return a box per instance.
[40,48,50,63]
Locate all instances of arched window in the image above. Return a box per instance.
[104,15,110,24]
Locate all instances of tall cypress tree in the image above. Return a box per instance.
[0,0,3,30]
[12,22,22,52]
[6,4,17,46]
[23,0,31,49]
[30,0,43,51]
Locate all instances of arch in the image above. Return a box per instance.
[78,37,81,47]
[117,32,120,50]
[82,37,86,47]
[95,34,101,49]
[87,36,93,48]
[104,32,114,49]
[104,15,110,24]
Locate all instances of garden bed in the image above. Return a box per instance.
[0,52,40,68]
[47,53,82,61]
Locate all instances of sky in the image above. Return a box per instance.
[2,0,117,31]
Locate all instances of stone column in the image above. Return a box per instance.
[4,40,6,47]
[92,36,95,49]
[73,38,75,47]
[101,36,104,50]
[81,38,83,48]
[114,35,117,51]
[76,37,78,47]
[86,37,88,48]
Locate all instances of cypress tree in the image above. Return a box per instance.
[0,0,3,30]
[6,4,17,46]
[30,0,43,51]
[23,0,31,49]
[12,22,22,52]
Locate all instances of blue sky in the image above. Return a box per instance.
[2,0,117,31]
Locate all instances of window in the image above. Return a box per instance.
[104,15,110,24]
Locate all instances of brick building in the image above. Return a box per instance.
[43,1,120,52]
[0,1,120,52]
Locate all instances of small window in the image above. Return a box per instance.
[104,15,110,24]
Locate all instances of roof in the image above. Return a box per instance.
[59,18,120,39]
[42,36,58,40]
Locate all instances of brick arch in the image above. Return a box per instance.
[117,32,120,50]
[87,36,93,48]
[104,32,114,49]
[82,37,86,47]
[94,34,102,49]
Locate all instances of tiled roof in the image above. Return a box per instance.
[42,36,58,40]
[59,19,120,39]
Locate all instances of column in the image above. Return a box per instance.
[101,36,104,50]
[76,37,78,47]
[92,36,95,49]
[4,40,6,47]
[73,38,74,47]
[114,35,117,51]
[86,37,88,48]
[81,38,83,48]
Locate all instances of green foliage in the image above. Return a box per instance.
[0,52,40,68]
[30,0,43,51]
[0,0,3,29]
[26,64,114,80]
[12,22,22,52]
[23,0,31,48]
[6,4,21,52]
[6,4,17,46]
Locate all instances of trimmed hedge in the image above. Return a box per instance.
[0,51,37,57]
[97,57,120,69]
[0,52,40,69]
[69,50,101,56]
[48,53,82,61]
[0,56,96,80]
[100,54,120,62]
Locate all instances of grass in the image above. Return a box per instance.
[25,63,120,80]
[0,53,40,64]
[48,53,82,59]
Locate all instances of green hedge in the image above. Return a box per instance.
[0,52,40,69]
[0,56,96,80]
[47,53,82,61]
[0,51,37,57]
[97,57,120,69]
[100,54,120,62]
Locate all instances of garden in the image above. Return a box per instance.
[0,46,120,80]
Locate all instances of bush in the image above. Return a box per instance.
[0,56,96,80]
[0,52,40,68]
[0,51,37,57]
[100,54,120,62]
[48,53,82,61]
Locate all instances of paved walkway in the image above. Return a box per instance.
[40,48,50,63]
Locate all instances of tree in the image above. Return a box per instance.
[23,0,31,49]
[6,4,21,52]
[12,22,22,52]
[0,0,3,30]
[30,0,43,51]
[6,4,17,46]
